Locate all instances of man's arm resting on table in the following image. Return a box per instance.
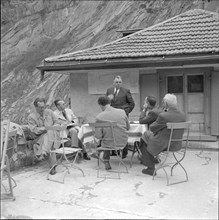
[139,110,157,125]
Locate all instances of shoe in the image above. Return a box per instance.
[83,153,91,160]
[142,168,156,176]
[154,158,160,164]
[104,161,112,170]
[122,154,127,159]
[122,146,128,158]
[90,152,100,160]
[111,150,120,156]
[49,165,57,175]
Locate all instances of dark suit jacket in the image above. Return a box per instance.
[106,87,135,116]
[139,107,162,129]
[146,107,186,156]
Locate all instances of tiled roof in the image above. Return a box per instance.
[45,9,219,63]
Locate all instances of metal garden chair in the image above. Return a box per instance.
[1,119,17,201]
[45,125,85,184]
[152,121,191,186]
[89,122,128,179]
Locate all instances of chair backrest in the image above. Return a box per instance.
[166,121,192,151]
[1,120,18,163]
[45,125,68,149]
[1,120,17,182]
[89,122,119,148]
[1,120,10,167]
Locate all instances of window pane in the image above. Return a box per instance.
[188,75,203,93]
[167,76,183,93]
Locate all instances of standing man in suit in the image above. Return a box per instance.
[94,96,130,170]
[106,75,135,158]
[139,94,186,176]
[53,99,90,160]
[106,75,135,117]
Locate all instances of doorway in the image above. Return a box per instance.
[158,68,210,134]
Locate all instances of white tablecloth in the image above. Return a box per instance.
[78,123,147,145]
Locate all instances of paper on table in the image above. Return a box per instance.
[67,123,76,129]
[130,121,139,124]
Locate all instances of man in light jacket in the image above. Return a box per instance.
[94,96,130,170]
[53,99,90,160]
[28,98,60,175]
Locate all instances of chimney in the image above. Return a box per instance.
[117,29,142,37]
[198,0,205,9]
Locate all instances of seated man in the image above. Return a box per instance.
[93,96,130,170]
[53,99,90,160]
[139,96,162,129]
[138,96,162,164]
[28,98,61,175]
[139,93,186,176]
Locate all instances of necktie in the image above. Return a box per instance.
[114,88,118,96]
[62,110,67,120]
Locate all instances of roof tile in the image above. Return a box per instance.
[45,9,219,62]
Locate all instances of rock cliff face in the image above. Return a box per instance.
[1,0,204,124]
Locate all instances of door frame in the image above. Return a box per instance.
[158,67,211,134]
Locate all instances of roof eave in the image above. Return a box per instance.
[37,54,219,72]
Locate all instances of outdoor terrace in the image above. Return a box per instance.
[1,147,218,219]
